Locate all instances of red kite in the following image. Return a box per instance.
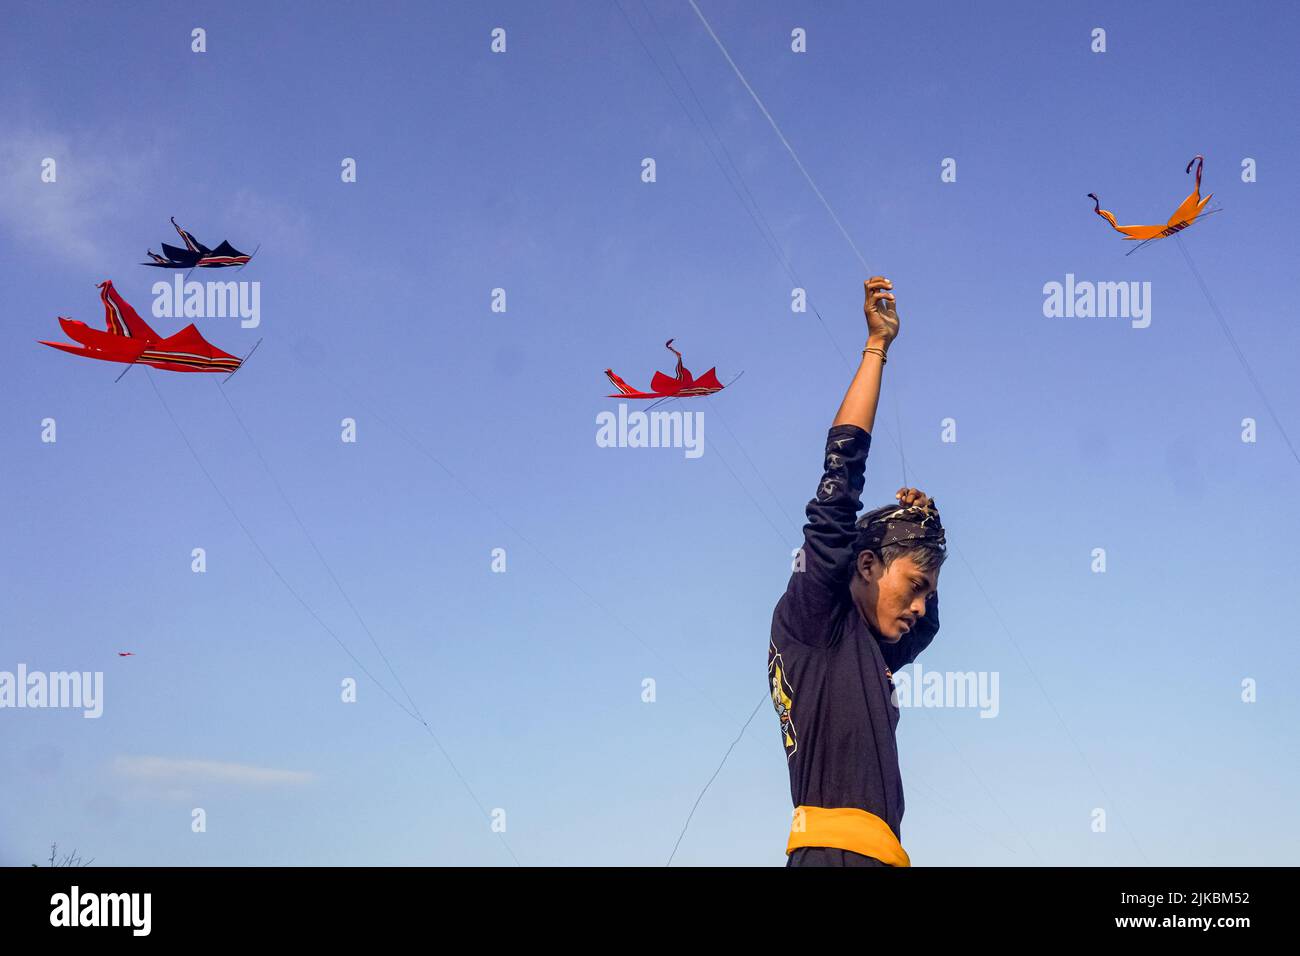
[605,339,728,403]
[1089,155,1219,254]
[40,281,244,374]
[117,652,135,657]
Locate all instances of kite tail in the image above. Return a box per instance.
[1186,154,1204,191]
[171,216,202,253]
[1087,193,1121,232]
[665,338,684,380]
[97,279,159,340]
[605,368,639,396]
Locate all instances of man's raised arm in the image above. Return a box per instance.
[772,277,904,644]
[832,276,898,433]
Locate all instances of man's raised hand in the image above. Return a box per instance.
[832,277,897,431]
[864,276,899,344]
[895,487,936,512]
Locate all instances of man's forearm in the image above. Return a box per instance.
[831,334,889,433]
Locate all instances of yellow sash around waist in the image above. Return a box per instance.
[786,806,911,867]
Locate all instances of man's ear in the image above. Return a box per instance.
[855,549,878,582]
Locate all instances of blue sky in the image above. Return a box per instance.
[2,0,1297,866]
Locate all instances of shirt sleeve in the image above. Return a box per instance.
[879,591,940,671]
[771,424,871,648]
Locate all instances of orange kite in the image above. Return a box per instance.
[1088,155,1218,254]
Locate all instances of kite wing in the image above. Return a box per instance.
[39,280,158,364]
[650,368,693,394]
[198,240,252,267]
[690,367,724,392]
[137,323,243,373]
[605,368,657,398]
[39,330,141,364]
[162,241,201,263]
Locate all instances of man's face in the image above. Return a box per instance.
[851,551,939,642]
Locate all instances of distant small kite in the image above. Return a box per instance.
[1088,155,1220,254]
[117,652,135,657]
[143,217,255,269]
[605,339,732,408]
[40,280,245,375]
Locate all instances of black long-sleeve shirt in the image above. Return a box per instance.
[768,424,939,862]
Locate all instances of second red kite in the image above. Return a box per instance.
[605,339,726,401]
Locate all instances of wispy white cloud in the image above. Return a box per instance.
[0,118,310,272]
[0,123,159,267]
[112,755,316,790]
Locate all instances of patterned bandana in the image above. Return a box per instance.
[855,501,947,553]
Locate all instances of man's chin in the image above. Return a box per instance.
[860,609,904,642]
[884,619,915,642]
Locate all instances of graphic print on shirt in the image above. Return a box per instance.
[769,640,798,758]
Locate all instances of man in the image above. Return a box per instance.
[769,276,948,867]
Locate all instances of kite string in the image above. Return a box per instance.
[680,2,1146,861]
[213,379,559,868]
[663,391,1036,861]
[146,370,521,865]
[640,2,1147,863]
[683,0,870,273]
[698,396,802,541]
[666,692,767,866]
[296,351,844,861]
[662,688,1032,865]
[702,403,1038,860]
[616,0,849,376]
[628,0,1028,858]
[893,388,908,489]
[210,379,526,861]
[702,395,803,539]
[297,349,854,868]
[298,358,737,725]
[709,429,797,543]
[633,0,1033,853]
[618,0,914,488]
[1175,235,1300,467]
[145,372,417,721]
[212,378,428,725]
